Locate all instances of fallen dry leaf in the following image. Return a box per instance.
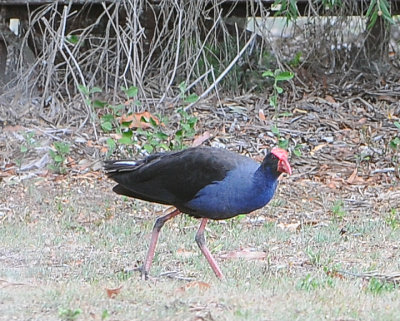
[176,248,197,258]
[325,270,345,280]
[346,168,358,184]
[106,285,122,298]
[293,108,308,114]
[277,222,301,232]
[219,248,266,260]
[120,111,160,129]
[258,109,266,121]
[325,95,336,103]
[2,125,25,132]
[176,281,210,294]
[310,143,327,156]
[192,131,211,147]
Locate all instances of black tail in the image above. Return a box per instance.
[104,160,138,175]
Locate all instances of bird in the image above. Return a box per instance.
[104,146,292,280]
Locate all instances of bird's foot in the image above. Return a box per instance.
[139,266,149,281]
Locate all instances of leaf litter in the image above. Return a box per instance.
[0,75,400,319]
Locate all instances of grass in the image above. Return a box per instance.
[1,177,400,320]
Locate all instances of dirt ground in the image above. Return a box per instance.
[1,82,400,320]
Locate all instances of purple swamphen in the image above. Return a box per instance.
[104,146,292,279]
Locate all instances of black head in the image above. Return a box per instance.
[262,148,292,176]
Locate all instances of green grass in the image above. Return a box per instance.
[1,179,400,320]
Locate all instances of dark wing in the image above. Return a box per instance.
[104,147,252,207]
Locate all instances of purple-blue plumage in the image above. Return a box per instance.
[184,160,279,219]
[104,146,285,219]
[104,146,291,279]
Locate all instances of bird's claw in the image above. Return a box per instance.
[139,266,149,280]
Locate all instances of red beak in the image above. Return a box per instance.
[277,158,292,175]
[271,147,292,175]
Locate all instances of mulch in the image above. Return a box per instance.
[0,73,399,226]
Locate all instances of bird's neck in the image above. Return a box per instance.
[255,164,281,184]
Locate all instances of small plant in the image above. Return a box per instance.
[20,131,37,154]
[48,141,70,174]
[16,131,38,168]
[390,121,400,150]
[297,272,334,292]
[172,107,198,150]
[58,308,82,321]
[297,274,321,291]
[273,0,299,22]
[385,208,400,230]
[289,51,302,68]
[366,277,395,295]
[292,143,302,157]
[331,200,346,220]
[365,0,394,29]
[262,69,294,110]
[101,309,110,320]
[270,124,289,150]
[178,81,199,104]
[79,84,198,156]
[305,248,322,266]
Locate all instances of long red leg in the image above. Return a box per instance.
[195,218,224,280]
[141,208,181,279]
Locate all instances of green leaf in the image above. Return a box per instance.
[156,132,169,140]
[54,155,63,163]
[121,121,132,128]
[122,130,133,139]
[122,86,138,99]
[20,145,28,153]
[102,309,110,321]
[390,137,400,149]
[118,137,132,145]
[175,129,183,137]
[178,81,186,96]
[78,84,89,96]
[269,96,277,108]
[293,147,302,157]
[101,121,113,132]
[271,124,280,136]
[89,87,102,94]
[276,86,283,94]
[149,117,158,127]
[93,100,108,108]
[278,139,289,149]
[184,93,199,104]
[118,130,133,145]
[394,121,400,130]
[143,144,154,153]
[106,138,116,154]
[262,70,274,78]
[54,142,70,155]
[159,143,170,150]
[48,150,56,159]
[275,71,294,81]
[380,0,394,23]
[101,114,114,122]
[367,11,378,30]
[366,0,377,17]
[111,104,125,114]
[66,34,79,44]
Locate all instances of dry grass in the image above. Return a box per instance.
[1,176,400,321]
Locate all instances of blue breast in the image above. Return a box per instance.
[184,161,279,219]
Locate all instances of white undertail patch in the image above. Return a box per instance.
[114,161,137,166]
